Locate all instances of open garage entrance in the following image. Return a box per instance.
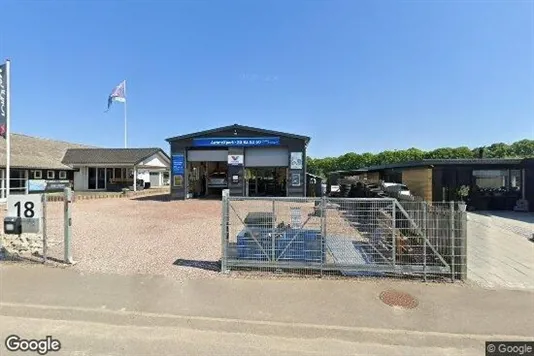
[187,149,228,198]
[246,168,287,197]
[244,146,289,197]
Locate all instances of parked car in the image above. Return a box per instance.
[381,182,411,197]
[208,172,228,188]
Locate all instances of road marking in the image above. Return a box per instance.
[0,301,531,341]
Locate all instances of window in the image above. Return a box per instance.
[473,170,507,189]
[472,169,522,195]
[33,170,42,179]
[510,169,522,192]
[47,170,55,179]
[59,171,67,180]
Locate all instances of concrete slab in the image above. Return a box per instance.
[467,212,534,290]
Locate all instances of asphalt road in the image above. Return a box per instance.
[1,265,533,355]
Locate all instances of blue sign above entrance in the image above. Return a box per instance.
[192,137,280,147]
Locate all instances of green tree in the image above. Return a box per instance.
[425,147,457,159]
[511,139,534,157]
[309,139,534,176]
[485,143,514,158]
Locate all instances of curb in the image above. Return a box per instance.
[44,190,169,202]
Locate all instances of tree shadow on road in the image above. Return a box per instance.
[173,258,221,272]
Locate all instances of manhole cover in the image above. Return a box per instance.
[379,290,418,309]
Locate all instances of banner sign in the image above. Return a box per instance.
[28,180,47,193]
[172,155,184,174]
[290,152,303,170]
[0,63,7,138]
[46,180,71,193]
[228,154,244,166]
[29,180,71,193]
[172,154,185,187]
[193,137,280,147]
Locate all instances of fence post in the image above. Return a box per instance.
[422,202,427,282]
[42,194,47,264]
[320,196,326,276]
[271,199,276,262]
[64,187,74,264]
[221,189,229,273]
[459,209,468,281]
[449,201,455,281]
[391,200,396,266]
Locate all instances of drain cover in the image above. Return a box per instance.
[379,290,418,309]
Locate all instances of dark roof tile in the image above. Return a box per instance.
[0,133,93,170]
[62,148,169,165]
[165,124,310,143]
[360,158,525,172]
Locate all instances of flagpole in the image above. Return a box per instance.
[123,80,127,148]
[5,59,11,202]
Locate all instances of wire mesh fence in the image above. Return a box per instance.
[43,199,66,263]
[221,193,467,281]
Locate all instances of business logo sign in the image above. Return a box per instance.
[193,137,280,147]
[290,152,303,170]
[291,173,301,187]
[228,154,244,166]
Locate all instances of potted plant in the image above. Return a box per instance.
[457,185,470,212]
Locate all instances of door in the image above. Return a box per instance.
[106,168,114,185]
[88,167,106,190]
[150,172,160,187]
[97,168,106,189]
[244,148,289,167]
[88,167,96,189]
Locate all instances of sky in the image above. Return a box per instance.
[1,0,533,158]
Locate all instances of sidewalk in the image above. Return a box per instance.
[1,264,533,354]
[467,212,534,290]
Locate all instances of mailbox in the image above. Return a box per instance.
[4,216,22,235]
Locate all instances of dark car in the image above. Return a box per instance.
[208,172,228,188]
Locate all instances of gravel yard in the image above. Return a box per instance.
[1,196,362,282]
[45,195,223,281]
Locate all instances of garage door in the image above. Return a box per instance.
[245,147,289,167]
[149,172,160,186]
[187,150,228,162]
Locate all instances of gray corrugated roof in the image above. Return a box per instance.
[165,124,311,144]
[359,158,525,172]
[62,148,169,165]
[0,133,94,170]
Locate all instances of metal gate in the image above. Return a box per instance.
[221,193,467,280]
